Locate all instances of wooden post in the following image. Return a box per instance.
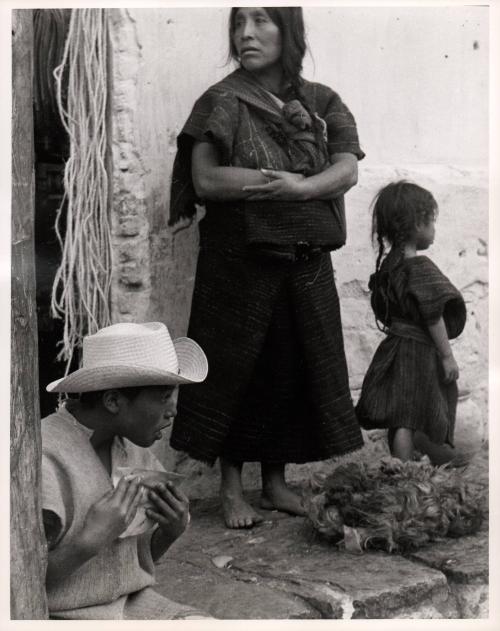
[11,9,49,619]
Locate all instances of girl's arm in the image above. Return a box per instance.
[427,316,459,383]
[242,153,358,201]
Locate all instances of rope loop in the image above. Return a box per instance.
[51,8,113,375]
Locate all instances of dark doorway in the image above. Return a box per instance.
[33,9,72,417]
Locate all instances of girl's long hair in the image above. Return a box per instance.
[371,181,438,332]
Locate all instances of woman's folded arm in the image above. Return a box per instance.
[239,153,358,201]
[192,142,358,203]
[299,153,358,200]
[191,141,268,201]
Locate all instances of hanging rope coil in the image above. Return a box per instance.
[52,9,113,372]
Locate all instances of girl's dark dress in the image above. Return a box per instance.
[356,254,466,445]
[169,69,365,465]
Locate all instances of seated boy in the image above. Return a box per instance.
[41,321,211,619]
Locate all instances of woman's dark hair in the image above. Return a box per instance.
[228,7,307,85]
[370,181,438,332]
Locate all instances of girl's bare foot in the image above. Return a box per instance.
[221,492,264,529]
[413,431,475,467]
[261,462,306,516]
[389,427,414,461]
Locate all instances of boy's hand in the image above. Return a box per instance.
[441,354,459,383]
[146,482,190,546]
[81,476,144,553]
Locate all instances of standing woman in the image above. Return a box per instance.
[170,7,365,528]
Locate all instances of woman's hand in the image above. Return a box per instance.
[146,481,190,547]
[79,476,144,553]
[441,354,459,383]
[242,169,307,201]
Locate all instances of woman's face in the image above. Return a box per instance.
[232,8,282,74]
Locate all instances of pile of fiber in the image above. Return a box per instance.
[306,457,483,553]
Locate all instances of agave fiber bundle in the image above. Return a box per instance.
[51,9,112,373]
[306,457,483,554]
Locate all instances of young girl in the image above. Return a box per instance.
[356,181,467,461]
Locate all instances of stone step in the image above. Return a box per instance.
[154,494,488,619]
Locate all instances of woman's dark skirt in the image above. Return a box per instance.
[170,207,363,465]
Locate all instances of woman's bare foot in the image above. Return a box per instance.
[221,492,264,528]
[261,462,306,516]
[260,485,306,515]
[220,456,263,528]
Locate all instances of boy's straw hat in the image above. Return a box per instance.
[46,322,208,393]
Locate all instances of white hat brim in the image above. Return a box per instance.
[46,337,208,393]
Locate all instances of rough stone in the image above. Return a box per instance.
[109,9,152,324]
[410,531,488,585]
[153,492,491,619]
[450,584,489,619]
[117,215,143,237]
[409,529,489,618]
[117,290,150,316]
[158,556,319,619]
[152,449,488,619]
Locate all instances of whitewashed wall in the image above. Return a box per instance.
[108,7,488,482]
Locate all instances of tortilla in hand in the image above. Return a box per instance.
[112,467,186,537]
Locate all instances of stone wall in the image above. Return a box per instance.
[108,7,488,491]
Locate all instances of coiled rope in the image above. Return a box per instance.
[52,8,112,372]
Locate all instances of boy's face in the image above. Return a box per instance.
[118,385,178,447]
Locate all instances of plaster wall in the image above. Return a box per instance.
[108,7,488,484]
